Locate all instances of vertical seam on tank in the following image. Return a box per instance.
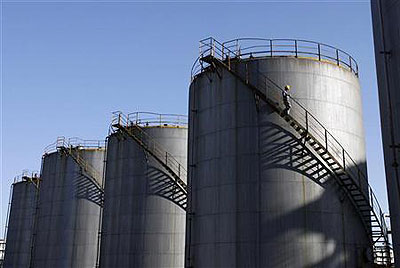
[302,171,308,265]
[116,138,123,267]
[234,66,239,267]
[341,201,347,268]
[184,80,196,267]
[256,60,261,268]
[96,138,107,268]
[29,170,40,268]
[378,0,400,202]
[29,156,43,268]
[69,151,78,267]
[191,77,197,267]
[141,143,148,267]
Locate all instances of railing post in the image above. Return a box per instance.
[295,40,298,58]
[165,152,168,165]
[342,149,346,171]
[370,188,374,210]
[211,38,215,57]
[199,40,202,58]
[324,129,328,151]
[336,49,340,66]
[270,40,273,57]
[236,40,239,57]
[349,55,352,70]
[318,43,321,61]
[245,63,249,84]
[305,111,308,134]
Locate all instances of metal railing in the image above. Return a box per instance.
[12,170,40,184]
[191,37,359,80]
[111,111,187,192]
[44,137,105,154]
[126,112,188,128]
[195,37,391,265]
[43,137,105,186]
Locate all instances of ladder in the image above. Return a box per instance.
[111,112,187,210]
[56,137,105,206]
[196,37,392,265]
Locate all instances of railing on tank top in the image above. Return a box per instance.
[43,137,105,185]
[193,37,391,264]
[191,37,358,80]
[111,111,187,192]
[127,112,188,128]
[43,137,105,154]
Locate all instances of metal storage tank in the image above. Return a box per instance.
[99,112,187,268]
[371,0,400,265]
[3,171,39,268]
[186,38,390,267]
[32,137,105,268]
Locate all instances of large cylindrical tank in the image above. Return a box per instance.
[99,112,187,268]
[32,138,105,268]
[371,0,400,265]
[186,39,372,267]
[3,173,39,268]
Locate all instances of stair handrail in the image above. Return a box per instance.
[111,111,187,192]
[195,37,391,263]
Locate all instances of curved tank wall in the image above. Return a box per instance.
[371,0,400,265]
[32,148,105,268]
[3,180,38,268]
[99,126,187,268]
[186,56,372,267]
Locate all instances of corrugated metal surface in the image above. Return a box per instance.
[3,180,38,268]
[371,0,400,265]
[100,126,187,268]
[186,56,372,267]
[32,148,105,268]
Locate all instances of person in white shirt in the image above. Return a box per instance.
[282,85,291,116]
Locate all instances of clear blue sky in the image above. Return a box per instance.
[1,0,386,235]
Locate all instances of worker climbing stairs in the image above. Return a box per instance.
[194,37,392,266]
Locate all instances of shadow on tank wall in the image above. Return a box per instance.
[258,121,372,268]
[74,172,104,207]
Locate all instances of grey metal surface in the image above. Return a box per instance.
[99,126,187,268]
[371,0,400,265]
[32,148,105,268]
[3,180,38,268]
[187,55,372,267]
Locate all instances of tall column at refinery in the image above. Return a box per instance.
[371,0,400,265]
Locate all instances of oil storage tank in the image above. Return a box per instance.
[371,0,400,265]
[99,112,187,268]
[32,137,105,268]
[186,38,390,267]
[3,171,40,268]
